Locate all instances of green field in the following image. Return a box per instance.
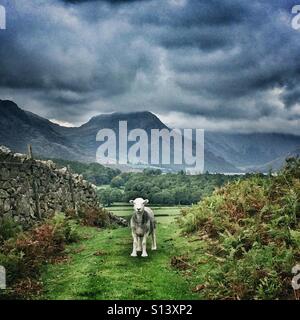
[41,204,208,300]
[107,203,185,219]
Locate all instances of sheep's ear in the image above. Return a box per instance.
[129,200,134,204]
[143,199,149,205]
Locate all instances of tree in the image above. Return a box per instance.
[110,176,124,188]
[97,188,113,206]
[143,168,162,175]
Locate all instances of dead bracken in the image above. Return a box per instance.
[171,255,195,271]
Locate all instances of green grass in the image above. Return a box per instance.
[96,185,111,190]
[41,205,205,300]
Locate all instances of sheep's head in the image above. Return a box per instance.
[129,198,149,214]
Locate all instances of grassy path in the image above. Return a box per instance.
[41,206,205,300]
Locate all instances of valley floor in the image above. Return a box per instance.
[41,206,207,300]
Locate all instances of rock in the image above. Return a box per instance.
[2,181,11,190]
[0,190,9,198]
[3,199,11,212]
[3,211,13,219]
[108,212,128,227]
[0,145,11,154]
[58,167,68,175]
[0,168,10,181]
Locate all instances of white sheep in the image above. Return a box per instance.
[129,198,157,257]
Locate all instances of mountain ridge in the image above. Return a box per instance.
[1,99,299,172]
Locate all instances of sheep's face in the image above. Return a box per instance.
[130,198,149,214]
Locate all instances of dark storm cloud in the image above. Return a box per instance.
[131,0,249,28]
[0,1,157,94]
[61,0,152,7]
[157,27,234,51]
[281,86,300,109]
[62,0,147,3]
[0,0,299,132]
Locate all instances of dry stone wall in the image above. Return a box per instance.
[0,146,100,226]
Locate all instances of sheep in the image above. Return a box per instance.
[129,198,157,257]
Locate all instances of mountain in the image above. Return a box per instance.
[248,147,300,172]
[0,99,87,161]
[55,110,239,172]
[56,111,168,159]
[205,132,300,169]
[0,100,239,172]
[1,99,299,173]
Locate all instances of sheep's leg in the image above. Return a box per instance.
[137,237,142,252]
[131,232,138,257]
[151,230,157,251]
[141,233,148,257]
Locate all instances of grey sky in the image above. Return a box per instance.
[0,0,299,133]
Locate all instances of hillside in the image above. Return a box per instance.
[249,148,300,172]
[179,158,300,299]
[0,100,88,162]
[206,132,300,169]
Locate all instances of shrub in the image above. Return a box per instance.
[0,217,22,244]
[49,212,80,243]
[179,158,300,300]
[79,206,111,228]
[0,212,80,299]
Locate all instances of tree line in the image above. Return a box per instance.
[49,158,247,206]
[98,169,242,206]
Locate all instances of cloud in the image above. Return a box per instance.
[62,0,148,4]
[50,119,76,127]
[0,0,299,134]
